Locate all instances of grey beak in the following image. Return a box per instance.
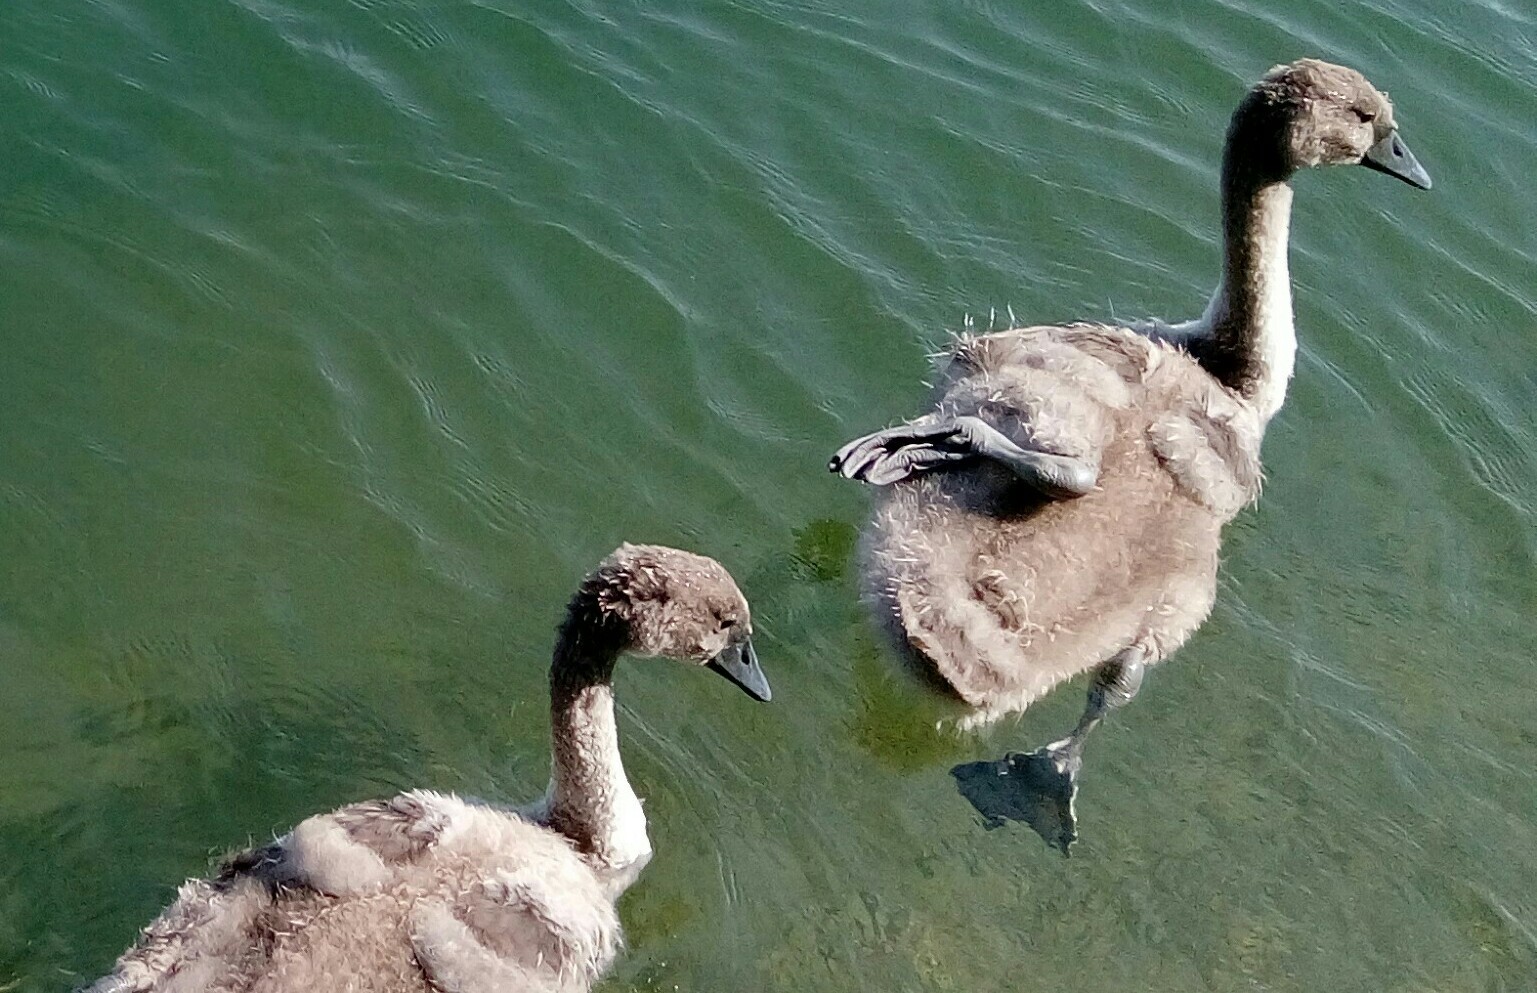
[1362,130,1432,190]
[705,639,771,703]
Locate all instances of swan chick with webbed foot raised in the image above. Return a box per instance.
[831,59,1430,852]
[86,544,770,993]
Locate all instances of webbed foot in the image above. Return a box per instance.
[950,645,1149,855]
[830,416,1096,496]
[829,419,976,485]
[951,736,1083,855]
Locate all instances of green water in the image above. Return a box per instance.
[3,0,1535,989]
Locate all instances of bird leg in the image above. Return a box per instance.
[1040,645,1147,782]
[829,415,1097,497]
[950,644,1147,854]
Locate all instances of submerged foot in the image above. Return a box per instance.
[951,735,1083,855]
[949,648,1148,853]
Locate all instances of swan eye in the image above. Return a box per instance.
[718,616,737,632]
[1351,106,1376,123]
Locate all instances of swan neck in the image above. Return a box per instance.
[545,596,648,870]
[1195,103,1299,423]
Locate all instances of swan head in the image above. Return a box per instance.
[584,543,770,702]
[1239,58,1431,190]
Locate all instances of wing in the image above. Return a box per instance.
[293,792,620,991]
[951,323,1261,514]
[83,791,508,993]
[272,790,460,896]
[265,789,552,896]
[833,324,1163,492]
[1147,376,1265,516]
[942,323,1160,453]
[411,863,621,993]
[83,870,275,993]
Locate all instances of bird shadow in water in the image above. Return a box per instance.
[951,748,1079,855]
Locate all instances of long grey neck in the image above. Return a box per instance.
[1183,102,1299,424]
[543,597,650,875]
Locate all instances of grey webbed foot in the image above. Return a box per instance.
[829,419,978,484]
[951,746,1081,854]
[830,416,1096,497]
[951,646,1149,855]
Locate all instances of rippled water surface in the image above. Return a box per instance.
[3,1,1536,990]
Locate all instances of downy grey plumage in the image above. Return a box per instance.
[830,59,1430,848]
[87,544,769,993]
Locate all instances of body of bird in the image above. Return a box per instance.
[831,58,1430,846]
[865,322,1262,727]
[94,791,625,993]
[87,545,770,993]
